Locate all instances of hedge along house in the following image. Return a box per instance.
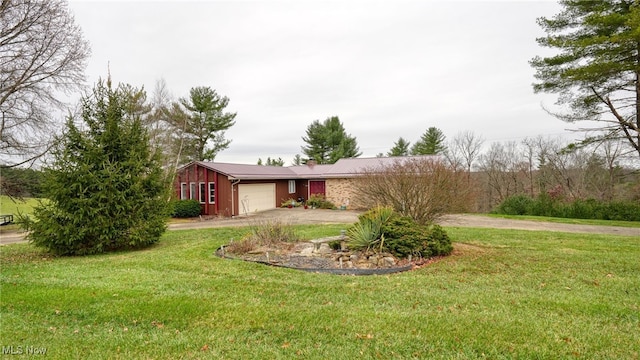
[174,156,438,217]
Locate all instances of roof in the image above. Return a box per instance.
[194,161,298,180]
[184,155,440,180]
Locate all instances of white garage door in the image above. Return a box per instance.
[238,183,276,214]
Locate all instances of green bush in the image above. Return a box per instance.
[494,195,640,222]
[171,199,202,218]
[347,219,382,252]
[346,206,453,259]
[596,201,640,221]
[307,194,336,209]
[494,195,534,215]
[381,216,431,258]
[426,225,453,256]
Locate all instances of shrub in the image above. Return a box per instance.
[225,219,299,255]
[307,194,335,209]
[493,195,640,222]
[280,198,300,207]
[346,206,453,259]
[171,199,202,218]
[353,157,475,225]
[426,225,453,256]
[494,195,534,215]
[247,219,299,245]
[381,216,431,258]
[347,219,382,252]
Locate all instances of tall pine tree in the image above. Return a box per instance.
[411,127,447,155]
[388,137,411,156]
[531,0,640,158]
[301,116,361,164]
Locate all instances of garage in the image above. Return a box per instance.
[238,183,276,214]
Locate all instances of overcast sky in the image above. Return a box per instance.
[68,0,572,165]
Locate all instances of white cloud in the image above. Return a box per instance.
[68,0,569,164]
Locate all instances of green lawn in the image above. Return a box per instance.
[485,213,640,228]
[0,196,41,215]
[0,196,42,232]
[1,225,639,359]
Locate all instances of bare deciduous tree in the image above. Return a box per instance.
[478,141,528,208]
[446,131,484,175]
[0,0,90,167]
[353,157,475,225]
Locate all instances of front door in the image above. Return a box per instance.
[308,180,325,197]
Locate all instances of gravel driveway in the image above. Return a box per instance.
[1,208,638,245]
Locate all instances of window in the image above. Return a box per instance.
[208,182,215,204]
[180,183,187,200]
[199,182,206,204]
[189,182,196,200]
[288,180,296,194]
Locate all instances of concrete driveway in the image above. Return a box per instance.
[2,208,638,245]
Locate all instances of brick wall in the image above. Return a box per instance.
[325,178,367,209]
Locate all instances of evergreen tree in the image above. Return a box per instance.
[531,0,640,158]
[257,157,285,166]
[301,116,361,164]
[20,79,170,255]
[411,127,447,155]
[291,154,303,165]
[175,86,236,161]
[387,137,411,156]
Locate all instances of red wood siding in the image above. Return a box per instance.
[175,164,234,217]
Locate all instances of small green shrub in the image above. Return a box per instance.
[307,194,336,209]
[280,198,300,207]
[426,224,453,256]
[494,195,534,215]
[347,219,382,252]
[171,199,202,218]
[381,216,431,259]
[347,206,453,259]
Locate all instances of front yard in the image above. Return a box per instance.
[1,225,638,359]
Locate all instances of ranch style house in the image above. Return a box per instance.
[174,156,436,217]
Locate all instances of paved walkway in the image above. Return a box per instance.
[1,208,638,246]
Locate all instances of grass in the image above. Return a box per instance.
[0,196,43,233]
[484,212,640,228]
[0,195,41,215]
[1,224,638,359]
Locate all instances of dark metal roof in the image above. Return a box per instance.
[195,161,297,180]
[185,156,440,180]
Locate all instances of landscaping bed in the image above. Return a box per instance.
[215,238,420,275]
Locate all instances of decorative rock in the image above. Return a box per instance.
[299,247,314,256]
[349,254,359,262]
[316,243,333,254]
[383,257,396,267]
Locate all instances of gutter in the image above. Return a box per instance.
[229,178,241,217]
